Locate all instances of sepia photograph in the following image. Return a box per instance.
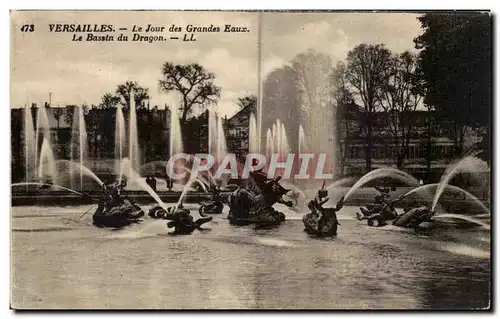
[9,9,491,310]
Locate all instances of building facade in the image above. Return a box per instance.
[224,105,252,161]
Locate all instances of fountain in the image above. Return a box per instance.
[11,182,86,196]
[168,105,185,187]
[23,104,36,182]
[70,105,88,190]
[432,214,490,230]
[56,159,104,187]
[272,123,277,149]
[263,119,292,175]
[347,157,491,230]
[216,115,228,163]
[298,124,306,155]
[121,158,169,211]
[115,105,126,183]
[249,113,258,154]
[265,128,274,157]
[402,183,489,216]
[37,137,58,183]
[34,105,51,178]
[280,123,289,155]
[431,152,488,212]
[326,177,357,192]
[275,119,282,158]
[169,106,184,157]
[343,168,421,201]
[207,110,228,183]
[173,177,208,214]
[214,115,228,186]
[128,90,141,180]
[208,109,217,156]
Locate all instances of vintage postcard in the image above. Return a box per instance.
[10,10,491,310]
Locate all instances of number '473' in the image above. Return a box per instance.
[20,24,34,32]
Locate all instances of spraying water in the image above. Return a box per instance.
[265,128,274,158]
[249,113,258,154]
[179,166,216,188]
[37,137,58,183]
[168,106,185,184]
[433,214,490,230]
[326,177,357,192]
[431,152,488,211]
[169,106,184,157]
[23,105,36,182]
[128,90,141,178]
[56,159,104,187]
[343,168,420,201]
[208,109,217,155]
[280,123,289,156]
[298,124,306,155]
[70,105,88,190]
[115,106,126,183]
[173,177,207,214]
[275,119,282,157]
[11,182,86,196]
[121,158,169,211]
[34,106,51,173]
[272,123,277,150]
[403,183,490,215]
[216,115,228,163]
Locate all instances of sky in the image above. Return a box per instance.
[11,11,423,117]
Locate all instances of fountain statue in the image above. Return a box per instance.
[147,175,213,234]
[92,178,145,228]
[356,179,398,222]
[227,173,293,227]
[391,204,436,230]
[302,181,343,237]
[350,153,490,231]
[148,203,213,235]
[356,194,406,227]
[199,183,224,215]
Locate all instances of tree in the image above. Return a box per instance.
[64,105,77,126]
[159,62,221,125]
[115,81,150,109]
[345,43,392,170]
[52,107,64,136]
[414,13,491,156]
[237,95,257,113]
[332,61,356,176]
[376,51,422,168]
[419,104,437,183]
[99,93,121,109]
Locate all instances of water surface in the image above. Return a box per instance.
[11,205,490,309]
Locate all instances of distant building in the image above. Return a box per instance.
[337,102,477,180]
[224,105,253,161]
